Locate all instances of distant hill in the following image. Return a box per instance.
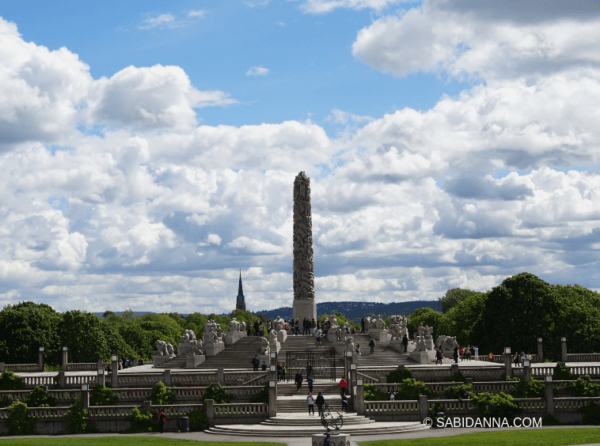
[253,300,441,323]
[94,311,156,318]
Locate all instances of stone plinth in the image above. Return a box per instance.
[388,339,406,353]
[178,341,201,357]
[277,330,288,343]
[269,340,281,354]
[204,341,225,357]
[293,298,317,323]
[425,338,433,350]
[333,340,351,356]
[409,350,430,364]
[153,355,174,367]
[225,331,244,346]
[186,354,206,368]
[367,328,392,345]
[326,331,339,344]
[312,433,351,446]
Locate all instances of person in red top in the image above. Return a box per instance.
[339,378,348,397]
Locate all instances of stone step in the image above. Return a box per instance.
[262,414,368,425]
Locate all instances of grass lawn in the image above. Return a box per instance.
[359,428,600,446]
[0,439,284,446]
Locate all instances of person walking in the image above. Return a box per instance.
[261,361,268,371]
[295,318,300,335]
[402,334,408,353]
[311,318,317,335]
[316,331,323,347]
[252,355,260,371]
[361,318,365,334]
[295,370,303,391]
[355,344,361,355]
[307,375,314,393]
[339,377,348,397]
[253,320,259,336]
[307,393,315,415]
[369,338,375,354]
[324,432,331,446]
[258,321,264,337]
[316,392,325,416]
[158,410,166,433]
[436,347,443,365]
[341,393,348,412]
[453,346,459,364]
[277,363,283,381]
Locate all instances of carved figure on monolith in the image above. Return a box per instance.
[292,171,317,322]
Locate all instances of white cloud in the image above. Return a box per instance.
[326,109,374,125]
[206,234,222,245]
[139,13,176,30]
[246,66,270,76]
[245,0,270,7]
[139,10,207,30]
[187,10,206,18]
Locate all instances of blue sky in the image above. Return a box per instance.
[2,0,600,314]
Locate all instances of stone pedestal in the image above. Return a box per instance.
[153,355,174,367]
[178,341,201,357]
[312,433,351,446]
[186,354,206,369]
[269,340,281,354]
[277,330,288,344]
[204,341,225,357]
[409,350,430,364]
[333,340,349,356]
[388,339,405,353]
[425,338,433,350]
[326,331,339,344]
[367,329,392,345]
[293,298,316,324]
[225,331,244,346]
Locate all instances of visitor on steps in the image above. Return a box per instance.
[324,432,331,446]
[252,356,260,371]
[258,321,264,337]
[261,361,267,371]
[356,344,361,355]
[316,392,325,416]
[436,347,443,365]
[454,346,459,363]
[341,393,348,412]
[311,318,317,335]
[402,334,408,353]
[369,339,375,354]
[283,364,287,381]
[361,318,365,333]
[253,320,259,336]
[277,363,283,381]
[158,410,166,433]
[316,331,322,347]
[295,370,303,391]
[307,393,315,415]
[339,377,348,397]
[307,375,314,393]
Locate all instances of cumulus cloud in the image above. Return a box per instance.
[326,109,374,125]
[352,0,600,81]
[139,10,207,30]
[246,66,270,76]
[187,10,206,18]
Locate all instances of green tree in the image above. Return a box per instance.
[442,292,487,345]
[90,386,119,406]
[0,371,25,391]
[438,288,485,314]
[472,392,521,422]
[59,311,112,363]
[6,400,37,435]
[406,307,445,339]
[0,302,62,365]
[395,379,436,400]
[25,385,56,407]
[150,382,176,405]
[65,397,98,434]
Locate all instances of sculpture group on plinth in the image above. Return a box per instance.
[435,335,459,358]
[153,340,175,366]
[365,315,392,345]
[225,317,247,346]
[408,323,434,364]
[178,329,206,368]
[203,319,226,357]
[274,316,288,343]
[388,315,409,353]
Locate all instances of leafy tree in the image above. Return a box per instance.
[125,408,158,433]
[511,378,545,398]
[442,292,487,345]
[150,382,176,405]
[406,308,445,339]
[0,302,62,365]
[250,385,269,403]
[26,385,56,407]
[566,376,600,397]
[444,383,474,399]
[363,384,388,401]
[65,397,98,434]
[438,288,485,314]
[59,311,113,363]
[90,386,119,406]
[202,383,233,403]
[395,379,436,400]
[554,362,574,380]
[579,401,600,425]
[386,368,412,383]
[471,392,521,422]
[6,400,37,435]
[449,372,467,383]
[188,406,209,431]
[0,371,25,391]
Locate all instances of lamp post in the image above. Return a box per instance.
[544,375,554,414]
[503,347,512,378]
[268,379,277,417]
[523,359,531,382]
[537,337,544,363]
[62,347,68,368]
[111,354,119,388]
[561,337,567,364]
[38,347,45,372]
[81,383,90,409]
[97,368,105,387]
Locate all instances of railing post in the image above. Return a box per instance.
[561,337,567,363]
[450,363,459,378]
[62,347,69,367]
[82,388,90,410]
[537,338,544,363]
[164,369,172,387]
[206,399,215,427]
[217,368,224,386]
[0,362,5,373]
[419,394,428,421]
[544,376,554,415]
[38,347,45,372]
[58,371,66,388]
[503,351,512,378]
[111,354,119,388]
[142,400,151,412]
[465,377,473,386]
[268,379,277,418]
[523,361,531,382]
[355,380,364,415]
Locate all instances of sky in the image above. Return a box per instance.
[1,0,600,314]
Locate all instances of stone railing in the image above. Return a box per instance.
[171,372,218,387]
[87,405,137,418]
[554,396,600,411]
[116,373,163,388]
[160,404,205,416]
[0,363,41,373]
[214,402,269,418]
[357,371,381,384]
[64,362,109,372]
[567,353,600,362]
[365,400,419,414]
[20,375,56,388]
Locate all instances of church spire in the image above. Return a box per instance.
[236,269,246,311]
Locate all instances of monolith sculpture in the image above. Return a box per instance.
[292,171,317,322]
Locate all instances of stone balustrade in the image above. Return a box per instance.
[553,396,600,411]
[20,375,55,388]
[87,405,137,418]
[214,402,269,417]
[567,353,600,362]
[64,363,110,372]
[365,400,419,413]
[0,363,40,373]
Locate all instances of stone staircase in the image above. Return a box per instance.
[155,355,188,369]
[276,381,352,413]
[206,412,429,436]
[351,334,412,367]
[195,337,265,370]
